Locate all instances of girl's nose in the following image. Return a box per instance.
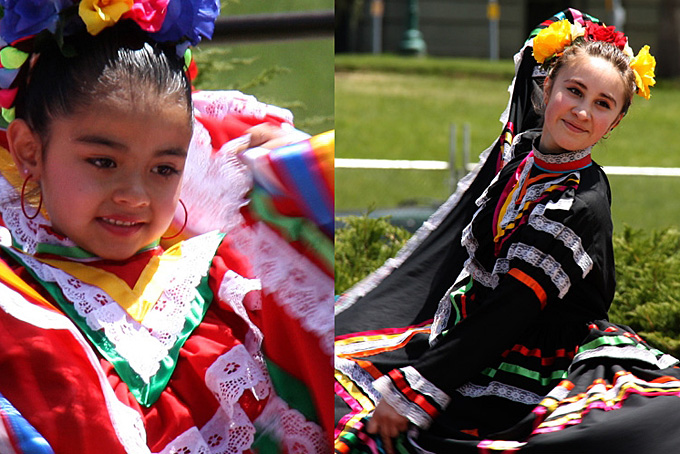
[572,103,589,120]
[112,176,151,207]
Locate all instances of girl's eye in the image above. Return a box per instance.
[153,165,180,177]
[596,100,612,109]
[567,87,582,96]
[87,157,116,169]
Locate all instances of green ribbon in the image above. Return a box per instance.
[248,187,333,273]
[3,241,219,407]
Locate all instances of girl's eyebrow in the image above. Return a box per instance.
[566,78,618,106]
[75,134,188,157]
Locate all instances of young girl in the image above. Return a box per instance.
[335,9,662,453]
[0,2,332,453]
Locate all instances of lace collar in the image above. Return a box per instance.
[531,137,593,173]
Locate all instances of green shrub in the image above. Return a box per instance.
[610,226,680,357]
[334,214,410,295]
[335,216,680,358]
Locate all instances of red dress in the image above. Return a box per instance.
[0,91,333,454]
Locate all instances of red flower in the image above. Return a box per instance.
[585,21,627,50]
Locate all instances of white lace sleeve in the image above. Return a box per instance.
[178,90,309,237]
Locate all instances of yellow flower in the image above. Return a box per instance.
[79,0,133,35]
[533,19,574,64]
[630,45,656,100]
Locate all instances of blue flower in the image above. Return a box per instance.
[0,0,72,44]
[152,0,220,45]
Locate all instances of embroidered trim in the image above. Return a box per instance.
[401,366,451,409]
[229,222,333,356]
[3,231,224,405]
[373,372,438,430]
[335,357,382,404]
[571,345,679,371]
[532,144,592,172]
[529,205,593,277]
[506,243,571,298]
[457,380,543,405]
[256,395,327,454]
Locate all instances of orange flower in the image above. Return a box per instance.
[630,45,656,100]
[79,0,133,35]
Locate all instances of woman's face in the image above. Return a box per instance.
[33,99,192,260]
[540,54,626,154]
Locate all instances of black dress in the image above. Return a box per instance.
[336,9,680,453]
[336,131,621,451]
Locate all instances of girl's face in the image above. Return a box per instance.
[27,99,192,260]
[539,54,626,154]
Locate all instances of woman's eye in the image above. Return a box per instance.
[87,157,116,169]
[153,165,180,177]
[567,87,582,96]
[596,100,611,109]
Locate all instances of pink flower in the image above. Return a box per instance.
[123,0,169,33]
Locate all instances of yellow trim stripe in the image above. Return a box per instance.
[37,242,184,322]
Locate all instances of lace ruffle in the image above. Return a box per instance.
[4,231,224,382]
[228,222,333,357]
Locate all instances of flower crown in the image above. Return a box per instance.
[0,0,221,128]
[532,18,656,100]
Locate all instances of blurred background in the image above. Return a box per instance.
[335,0,680,233]
[193,0,334,136]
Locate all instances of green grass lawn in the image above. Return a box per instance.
[191,0,334,135]
[336,54,680,232]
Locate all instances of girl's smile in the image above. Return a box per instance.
[9,99,193,260]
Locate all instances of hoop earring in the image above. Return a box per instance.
[20,174,42,220]
[161,199,188,240]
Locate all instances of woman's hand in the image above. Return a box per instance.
[366,400,410,454]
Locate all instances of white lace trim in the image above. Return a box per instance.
[205,343,271,419]
[456,380,543,405]
[532,145,592,166]
[159,405,256,454]
[373,374,435,429]
[335,357,381,404]
[228,223,333,357]
[5,231,224,382]
[193,90,294,126]
[180,118,252,237]
[256,395,328,454]
[0,177,79,255]
[506,242,571,298]
[218,270,263,353]
[0,283,150,453]
[402,366,451,408]
[529,204,593,277]
[571,345,679,372]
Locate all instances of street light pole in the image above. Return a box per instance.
[399,0,426,55]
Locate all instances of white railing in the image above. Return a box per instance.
[336,158,680,177]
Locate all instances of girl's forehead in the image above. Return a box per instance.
[75,93,192,124]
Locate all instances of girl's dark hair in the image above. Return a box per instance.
[15,21,192,141]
